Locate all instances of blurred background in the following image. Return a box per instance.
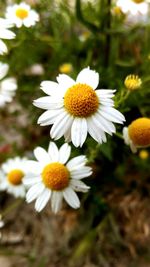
[0,0,150,266]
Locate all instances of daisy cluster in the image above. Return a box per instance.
[0,1,149,217]
[0,2,39,108]
[0,66,126,213]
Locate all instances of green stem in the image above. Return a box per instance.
[105,0,111,67]
[115,89,130,107]
[114,132,123,140]
[1,198,23,217]
[75,0,99,33]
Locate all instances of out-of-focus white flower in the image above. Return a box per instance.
[5,2,39,28]
[34,67,125,147]
[116,0,149,25]
[23,142,92,213]
[0,18,15,55]
[24,64,44,76]
[0,62,17,107]
[123,118,150,153]
[0,157,29,198]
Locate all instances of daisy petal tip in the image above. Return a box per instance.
[35,207,41,213]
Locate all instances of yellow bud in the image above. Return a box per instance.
[124,74,142,91]
[59,63,73,74]
[139,149,149,160]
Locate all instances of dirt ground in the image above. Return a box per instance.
[1,187,150,267]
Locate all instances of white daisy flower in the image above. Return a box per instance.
[116,0,149,25]
[5,2,39,28]
[0,18,15,55]
[33,67,125,147]
[23,142,92,213]
[123,118,150,153]
[0,62,17,107]
[0,157,29,198]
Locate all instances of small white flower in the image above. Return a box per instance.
[123,118,150,153]
[0,62,17,107]
[23,142,92,213]
[34,67,125,147]
[0,18,15,55]
[0,157,29,198]
[5,2,39,28]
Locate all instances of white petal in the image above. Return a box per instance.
[100,99,114,107]
[64,128,71,143]
[26,183,45,203]
[76,67,99,89]
[23,176,41,186]
[48,141,59,162]
[56,74,75,90]
[70,167,92,179]
[0,18,14,28]
[100,106,125,122]
[40,81,61,96]
[38,109,63,126]
[87,117,106,143]
[95,113,116,134]
[25,160,43,174]
[123,127,129,145]
[63,187,80,209]
[90,114,113,135]
[34,147,51,164]
[0,181,8,190]
[0,28,15,39]
[50,111,73,140]
[70,179,90,192]
[96,89,116,96]
[58,143,71,164]
[35,189,51,212]
[71,118,87,147]
[67,156,86,171]
[0,40,8,54]
[33,96,63,110]
[0,63,9,79]
[51,191,63,213]
[1,78,17,91]
[130,142,137,153]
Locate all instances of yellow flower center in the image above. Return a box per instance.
[64,83,99,117]
[15,8,29,19]
[42,162,70,191]
[7,169,24,185]
[124,75,142,91]
[131,0,144,3]
[128,118,150,147]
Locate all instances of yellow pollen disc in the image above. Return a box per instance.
[64,83,99,117]
[15,8,29,19]
[128,118,150,147]
[7,169,24,185]
[42,162,70,191]
[124,75,142,90]
[131,0,144,3]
